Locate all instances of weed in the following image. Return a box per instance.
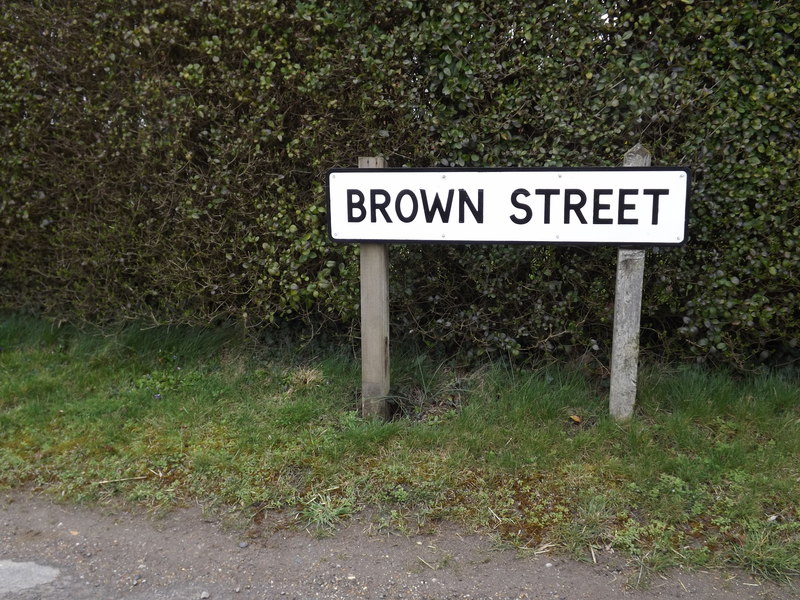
[729,519,800,580]
[299,493,355,536]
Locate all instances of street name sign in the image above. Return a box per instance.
[327,167,690,246]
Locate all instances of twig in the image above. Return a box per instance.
[92,476,147,485]
[534,542,556,555]
[417,557,436,570]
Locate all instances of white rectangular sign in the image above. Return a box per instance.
[326,168,690,245]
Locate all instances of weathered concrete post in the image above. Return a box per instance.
[609,144,651,420]
[358,156,391,420]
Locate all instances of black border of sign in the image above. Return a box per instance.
[325,167,691,247]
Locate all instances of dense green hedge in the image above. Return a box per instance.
[1,0,798,366]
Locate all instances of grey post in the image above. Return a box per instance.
[358,156,391,420]
[609,144,651,420]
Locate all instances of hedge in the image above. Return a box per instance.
[1,0,798,367]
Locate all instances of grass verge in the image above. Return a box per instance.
[1,314,799,583]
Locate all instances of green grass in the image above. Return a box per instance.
[1,314,799,582]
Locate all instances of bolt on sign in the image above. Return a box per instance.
[327,168,690,246]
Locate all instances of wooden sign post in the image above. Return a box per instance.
[358,156,390,419]
[610,144,650,420]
